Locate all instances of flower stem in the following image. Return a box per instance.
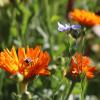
[17,81,28,100]
[17,83,21,100]
[65,81,75,100]
[20,81,28,94]
[81,80,85,100]
[81,76,87,100]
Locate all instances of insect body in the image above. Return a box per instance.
[24,57,33,64]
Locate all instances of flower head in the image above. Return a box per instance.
[69,9,100,27]
[58,22,81,32]
[58,22,70,32]
[0,46,50,79]
[66,53,96,81]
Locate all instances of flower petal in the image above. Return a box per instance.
[71,25,81,30]
[18,48,26,62]
[38,68,50,75]
[58,22,70,32]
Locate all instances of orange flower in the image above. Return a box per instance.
[69,9,100,27]
[0,46,50,79]
[68,53,96,80]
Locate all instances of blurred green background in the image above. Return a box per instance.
[0,0,100,100]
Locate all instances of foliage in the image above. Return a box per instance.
[0,0,99,100]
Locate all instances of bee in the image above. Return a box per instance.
[24,57,33,64]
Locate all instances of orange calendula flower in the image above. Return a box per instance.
[69,9,100,27]
[66,53,96,81]
[0,46,50,79]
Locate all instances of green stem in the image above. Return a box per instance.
[17,83,21,100]
[81,80,85,100]
[81,27,86,54]
[19,81,28,94]
[65,81,75,100]
[81,35,85,54]
[44,0,54,58]
[17,81,28,100]
[81,76,87,100]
